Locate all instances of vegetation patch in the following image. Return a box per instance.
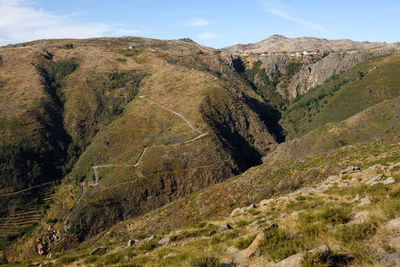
[258,227,304,262]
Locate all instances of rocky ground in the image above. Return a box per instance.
[21,144,400,266]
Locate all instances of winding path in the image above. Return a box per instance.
[63,182,85,233]
[63,95,208,232]
[139,95,203,135]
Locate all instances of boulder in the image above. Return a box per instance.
[291,210,304,216]
[141,235,156,243]
[244,204,257,210]
[89,247,107,255]
[308,244,331,255]
[127,240,135,247]
[316,183,330,191]
[158,237,170,245]
[326,175,340,183]
[341,166,360,175]
[365,174,384,185]
[219,224,232,231]
[241,231,265,258]
[248,221,261,232]
[382,177,396,185]
[357,196,371,207]
[226,246,239,254]
[377,252,400,266]
[386,218,400,230]
[272,245,330,267]
[272,253,302,267]
[231,207,245,216]
[259,199,274,206]
[351,195,361,202]
[299,187,319,195]
[349,210,370,225]
[389,162,400,170]
[388,236,400,250]
[163,253,178,259]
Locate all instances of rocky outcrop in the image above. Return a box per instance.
[224,34,390,54]
[253,50,394,100]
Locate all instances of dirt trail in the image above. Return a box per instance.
[91,95,207,185]
[64,95,208,232]
[63,182,85,233]
[139,95,203,135]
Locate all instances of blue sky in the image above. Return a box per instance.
[0,0,399,48]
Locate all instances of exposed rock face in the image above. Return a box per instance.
[224,34,393,54]
[245,50,394,100]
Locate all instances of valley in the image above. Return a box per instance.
[0,35,400,266]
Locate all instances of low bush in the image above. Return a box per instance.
[138,240,158,252]
[190,256,219,267]
[56,255,79,265]
[301,252,330,267]
[104,253,123,264]
[258,228,304,262]
[334,221,377,243]
[235,234,257,249]
[317,206,351,225]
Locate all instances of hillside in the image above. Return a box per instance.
[1,35,400,266]
[0,37,279,252]
[223,34,395,53]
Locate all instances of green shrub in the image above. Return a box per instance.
[56,255,79,264]
[334,221,377,243]
[84,255,99,264]
[236,220,250,227]
[170,229,209,241]
[258,228,304,262]
[104,253,123,264]
[317,206,350,225]
[380,199,400,219]
[389,188,400,198]
[301,252,330,267]
[235,234,257,249]
[382,243,397,253]
[138,240,158,252]
[190,256,219,267]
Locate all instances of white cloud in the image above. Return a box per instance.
[185,18,212,27]
[0,0,119,45]
[197,32,219,39]
[257,0,328,33]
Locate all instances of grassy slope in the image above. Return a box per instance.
[266,96,400,163]
[19,142,400,266]
[281,54,400,139]
[3,37,280,261]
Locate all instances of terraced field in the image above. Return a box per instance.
[0,184,54,238]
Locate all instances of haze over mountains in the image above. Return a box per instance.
[1,34,400,266]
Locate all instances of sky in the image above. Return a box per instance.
[0,0,399,48]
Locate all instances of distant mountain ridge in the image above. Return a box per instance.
[223,34,394,53]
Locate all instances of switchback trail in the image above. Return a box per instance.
[139,95,204,135]
[64,95,208,232]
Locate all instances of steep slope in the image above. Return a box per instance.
[280,53,400,138]
[16,142,400,266]
[2,35,400,264]
[0,37,279,251]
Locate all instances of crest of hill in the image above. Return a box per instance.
[224,34,387,53]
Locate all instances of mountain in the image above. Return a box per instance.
[1,35,400,266]
[223,34,394,53]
